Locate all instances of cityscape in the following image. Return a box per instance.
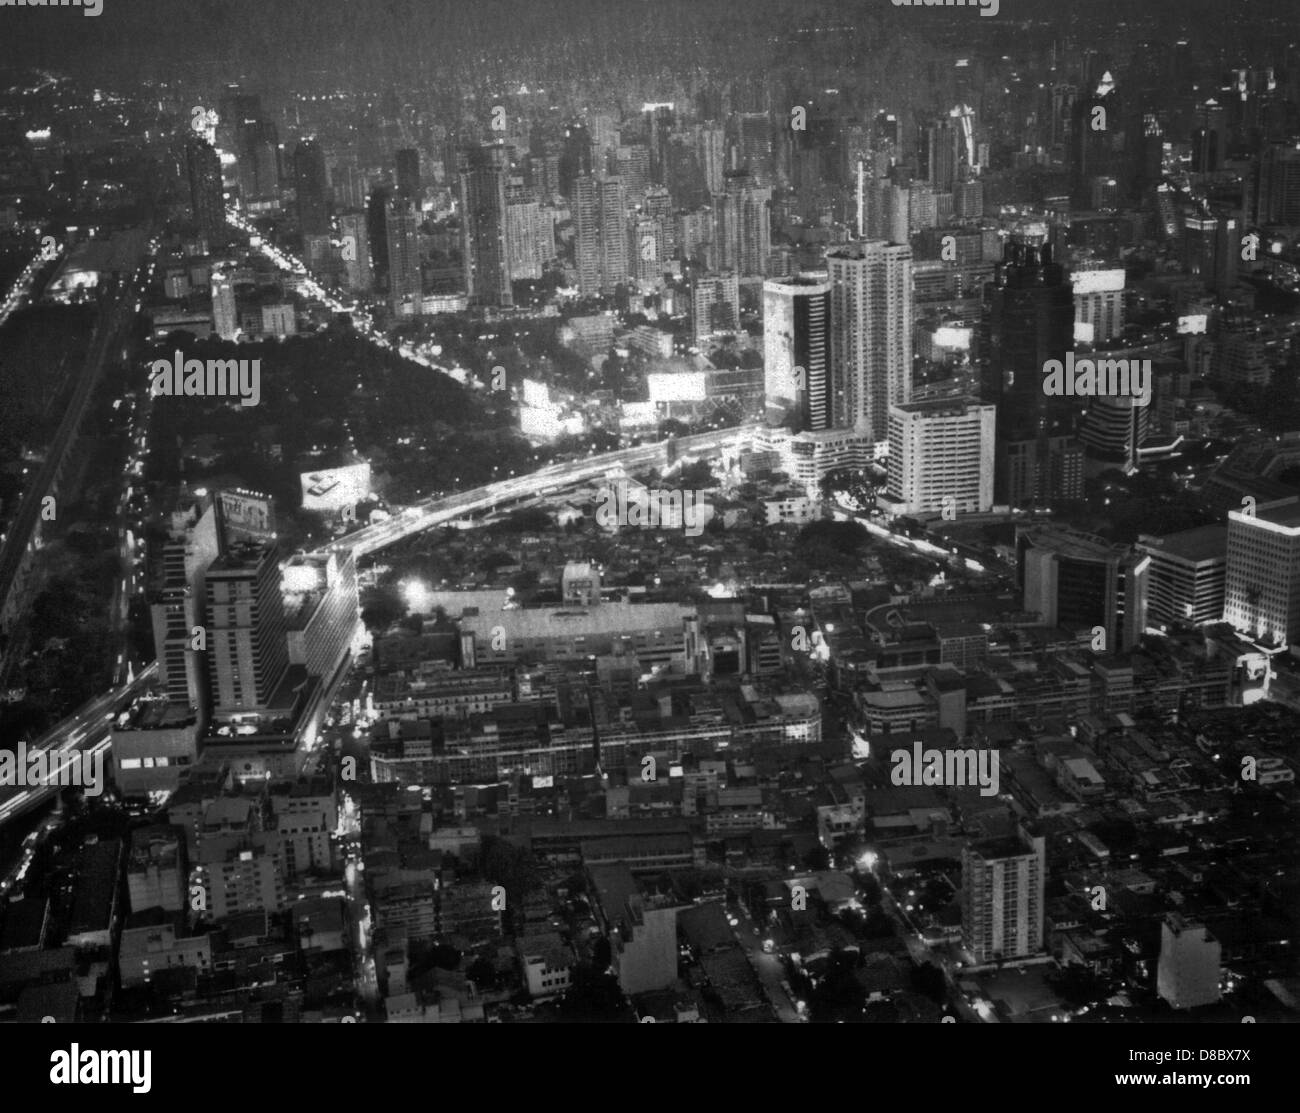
[0,0,1296,1051]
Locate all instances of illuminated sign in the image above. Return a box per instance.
[1071,269,1126,294]
[1177,314,1208,335]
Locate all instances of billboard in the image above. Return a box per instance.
[932,325,972,351]
[300,461,371,512]
[522,379,550,408]
[1177,314,1208,335]
[219,488,276,542]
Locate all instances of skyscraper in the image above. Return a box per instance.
[692,272,740,344]
[961,823,1047,964]
[505,182,545,281]
[763,276,831,431]
[714,170,771,278]
[385,197,422,316]
[338,211,372,293]
[185,138,226,247]
[211,264,238,341]
[1017,525,1149,653]
[572,174,627,296]
[205,541,289,719]
[458,144,513,308]
[395,147,421,200]
[292,139,329,236]
[826,240,913,442]
[1223,499,1300,648]
[885,399,995,517]
[983,225,1080,506]
[366,185,392,293]
[150,496,222,716]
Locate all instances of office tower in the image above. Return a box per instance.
[714,170,771,278]
[984,225,1079,506]
[826,240,913,442]
[763,276,831,431]
[185,139,226,246]
[505,183,544,281]
[338,211,372,293]
[395,147,421,199]
[1071,72,1124,201]
[1072,265,1126,343]
[1017,525,1149,652]
[961,823,1047,964]
[292,139,329,236]
[333,162,368,210]
[386,197,422,316]
[560,122,593,198]
[1252,143,1300,226]
[923,118,961,193]
[736,113,774,182]
[236,119,281,204]
[1156,914,1222,1010]
[1223,499,1300,646]
[1080,393,1149,476]
[1136,525,1228,627]
[954,179,984,219]
[210,264,239,341]
[629,215,666,285]
[572,174,628,296]
[367,186,392,292]
[1191,100,1227,174]
[692,272,740,344]
[614,145,650,201]
[644,103,675,186]
[458,144,513,308]
[643,188,676,259]
[908,181,938,232]
[885,399,995,517]
[205,541,289,718]
[694,125,726,196]
[150,497,222,713]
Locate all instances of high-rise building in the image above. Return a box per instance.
[395,147,421,199]
[205,541,290,719]
[458,144,513,308]
[1223,499,1300,647]
[185,139,226,246]
[150,496,222,714]
[1251,143,1300,226]
[1080,393,1149,476]
[1017,525,1149,652]
[236,119,281,206]
[629,215,666,286]
[1136,525,1227,627]
[210,264,238,341]
[385,197,422,316]
[615,145,651,202]
[984,226,1079,506]
[826,240,913,442]
[505,183,544,281]
[961,823,1047,964]
[572,174,628,296]
[559,122,593,198]
[923,118,961,193]
[338,211,372,293]
[884,399,995,517]
[1071,264,1126,343]
[763,276,831,431]
[367,186,392,292]
[292,139,329,236]
[714,170,771,278]
[1156,913,1222,1010]
[692,272,740,344]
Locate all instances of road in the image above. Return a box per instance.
[0,662,158,836]
[727,901,802,1022]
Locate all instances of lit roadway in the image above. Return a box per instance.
[0,662,158,842]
